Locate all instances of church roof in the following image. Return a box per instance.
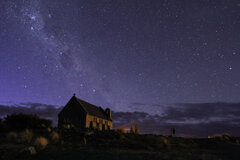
[74,96,112,121]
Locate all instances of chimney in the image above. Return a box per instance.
[105,108,111,119]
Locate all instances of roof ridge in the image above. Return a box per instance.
[75,97,88,113]
[74,96,111,121]
[77,98,100,108]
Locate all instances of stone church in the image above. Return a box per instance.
[58,94,113,130]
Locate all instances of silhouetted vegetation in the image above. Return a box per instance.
[50,131,60,143]
[20,129,33,144]
[4,114,52,131]
[128,124,139,134]
[135,124,139,134]
[130,126,134,133]
[34,137,48,150]
[117,127,126,133]
[0,118,6,133]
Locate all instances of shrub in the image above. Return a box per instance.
[135,124,139,134]
[214,134,222,139]
[130,126,134,134]
[162,137,168,148]
[20,129,33,144]
[117,132,126,140]
[236,139,240,144]
[214,133,230,140]
[7,132,18,142]
[163,137,168,145]
[117,127,126,133]
[0,118,7,133]
[4,113,52,131]
[47,127,52,132]
[34,137,48,150]
[51,131,60,143]
[222,133,231,140]
[61,124,71,129]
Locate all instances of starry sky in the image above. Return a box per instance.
[1,0,240,114]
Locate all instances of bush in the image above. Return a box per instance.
[236,139,240,144]
[51,131,60,143]
[222,133,230,140]
[20,129,33,144]
[34,137,48,150]
[47,127,52,132]
[130,126,134,134]
[214,133,230,140]
[4,113,52,131]
[7,132,18,142]
[0,118,7,133]
[135,124,139,134]
[117,127,126,133]
[162,137,168,148]
[214,134,222,139]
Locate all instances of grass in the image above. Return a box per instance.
[34,137,48,150]
[20,129,33,144]
[6,132,18,143]
[50,131,60,143]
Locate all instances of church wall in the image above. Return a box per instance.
[85,114,113,130]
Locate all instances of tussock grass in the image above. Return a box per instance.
[35,137,48,150]
[20,129,33,144]
[51,131,60,143]
[7,132,18,142]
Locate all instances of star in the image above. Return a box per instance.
[48,14,52,18]
[203,42,208,46]
[30,15,36,20]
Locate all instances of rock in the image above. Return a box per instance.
[85,131,94,136]
[28,146,37,155]
[20,146,37,155]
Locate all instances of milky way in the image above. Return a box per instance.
[0,0,240,114]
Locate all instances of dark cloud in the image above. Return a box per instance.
[114,102,240,137]
[1,102,240,137]
[171,102,240,121]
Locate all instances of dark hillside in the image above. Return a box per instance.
[1,114,240,160]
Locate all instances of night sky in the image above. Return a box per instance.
[1,0,240,117]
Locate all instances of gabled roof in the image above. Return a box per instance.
[74,96,112,121]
